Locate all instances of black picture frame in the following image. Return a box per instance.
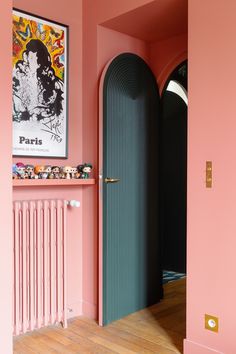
[12,8,69,158]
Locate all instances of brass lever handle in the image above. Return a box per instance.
[104,177,120,184]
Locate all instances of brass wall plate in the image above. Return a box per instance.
[206,161,212,188]
[205,314,219,333]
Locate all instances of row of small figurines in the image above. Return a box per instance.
[12,162,93,180]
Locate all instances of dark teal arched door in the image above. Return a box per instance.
[101,53,162,325]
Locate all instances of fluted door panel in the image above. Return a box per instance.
[103,53,162,325]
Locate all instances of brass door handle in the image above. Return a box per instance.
[104,177,120,184]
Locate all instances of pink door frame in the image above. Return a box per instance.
[98,58,115,326]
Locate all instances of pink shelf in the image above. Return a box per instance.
[13,178,96,187]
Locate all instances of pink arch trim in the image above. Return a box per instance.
[158,51,188,94]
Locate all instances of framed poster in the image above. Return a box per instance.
[12,9,68,158]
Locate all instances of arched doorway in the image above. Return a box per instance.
[99,53,163,325]
[160,61,188,275]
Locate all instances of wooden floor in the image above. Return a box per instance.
[14,278,186,354]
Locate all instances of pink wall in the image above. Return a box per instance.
[149,33,187,92]
[13,0,84,319]
[88,0,154,25]
[97,26,150,77]
[185,0,236,353]
[0,1,13,352]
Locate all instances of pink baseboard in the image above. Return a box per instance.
[184,340,223,354]
[67,301,83,320]
[82,301,97,320]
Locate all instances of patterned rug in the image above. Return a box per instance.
[163,270,186,284]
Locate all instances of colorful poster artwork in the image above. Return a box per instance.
[12,9,68,157]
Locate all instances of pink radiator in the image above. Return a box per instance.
[13,199,67,335]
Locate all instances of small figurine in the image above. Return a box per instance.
[59,167,66,179]
[78,163,92,179]
[12,164,19,179]
[16,162,26,179]
[71,167,78,179]
[51,166,60,179]
[46,165,54,179]
[24,170,30,179]
[63,166,73,179]
[43,165,53,179]
[25,164,36,179]
[74,167,81,179]
[34,165,45,179]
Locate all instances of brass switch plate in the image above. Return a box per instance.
[206,161,212,188]
[205,314,219,333]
